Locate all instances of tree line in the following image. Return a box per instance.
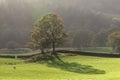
[0,0,120,51]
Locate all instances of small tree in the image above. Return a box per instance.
[31,13,67,58]
[108,31,120,53]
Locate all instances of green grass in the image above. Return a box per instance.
[0,50,40,57]
[0,54,120,80]
[0,58,24,65]
[82,47,113,53]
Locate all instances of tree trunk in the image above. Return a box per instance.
[52,42,64,63]
[52,42,56,55]
[41,47,45,54]
[41,49,44,54]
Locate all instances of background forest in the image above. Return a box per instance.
[0,0,120,48]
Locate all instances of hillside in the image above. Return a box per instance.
[0,0,120,48]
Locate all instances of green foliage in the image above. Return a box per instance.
[31,13,67,54]
[1,0,120,49]
[92,26,120,47]
[108,31,120,53]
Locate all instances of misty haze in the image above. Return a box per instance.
[0,0,120,80]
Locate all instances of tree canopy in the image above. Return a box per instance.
[108,31,120,53]
[31,13,67,58]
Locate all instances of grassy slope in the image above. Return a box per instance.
[0,55,120,80]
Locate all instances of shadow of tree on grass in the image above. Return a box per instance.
[39,60,105,74]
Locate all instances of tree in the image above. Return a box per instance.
[31,13,67,58]
[72,30,93,49]
[92,26,120,47]
[108,31,120,53]
[28,26,50,54]
[91,30,107,47]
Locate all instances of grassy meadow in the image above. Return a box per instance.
[0,53,120,80]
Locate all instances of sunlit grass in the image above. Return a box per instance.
[82,47,113,53]
[0,54,120,80]
[0,58,24,65]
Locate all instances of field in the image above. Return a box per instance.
[82,47,113,53]
[0,50,40,58]
[0,54,120,80]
